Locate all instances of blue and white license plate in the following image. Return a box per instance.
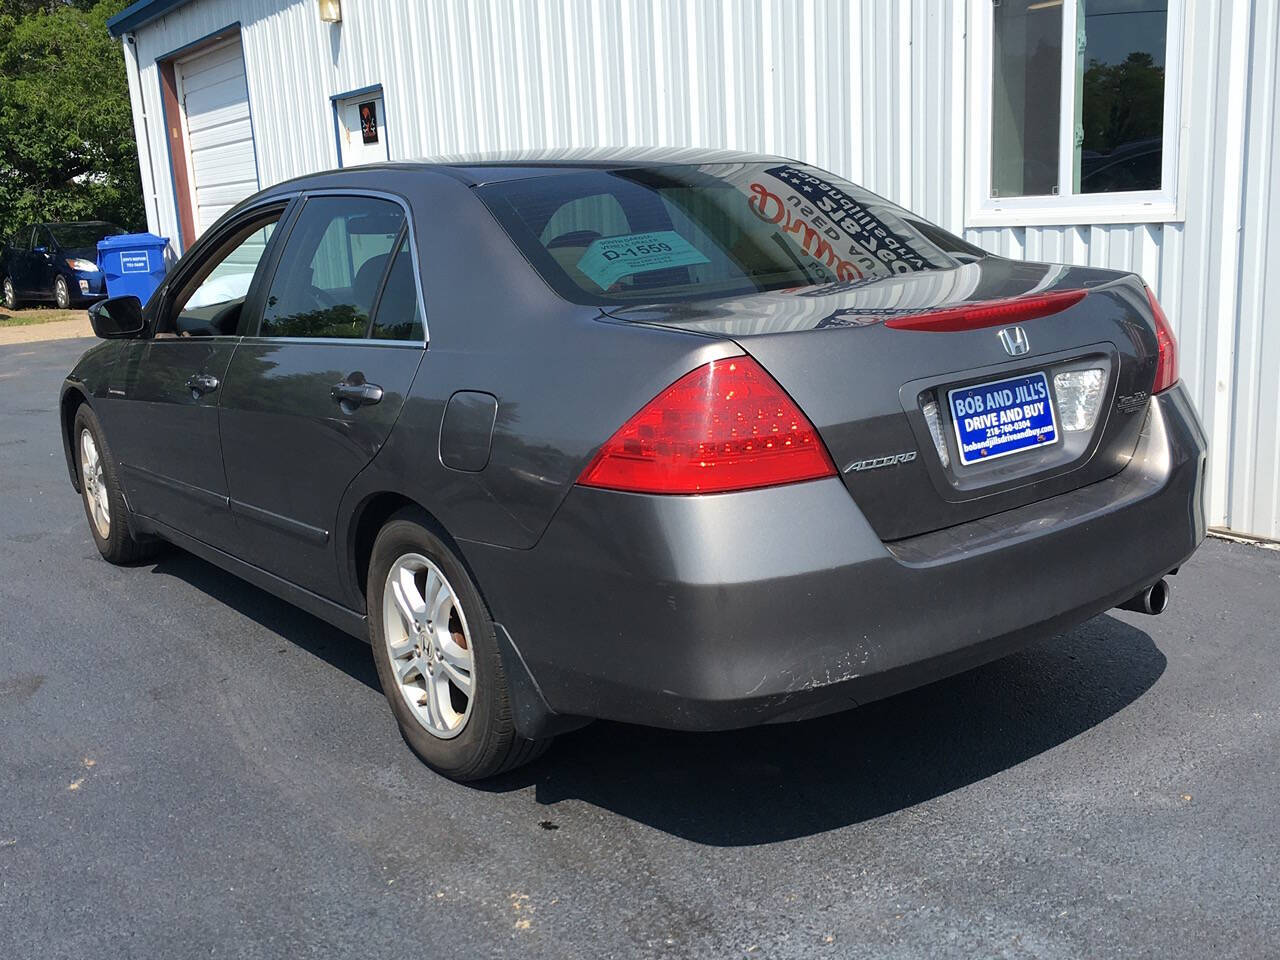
[948,371,1058,466]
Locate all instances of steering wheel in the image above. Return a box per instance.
[308,285,340,310]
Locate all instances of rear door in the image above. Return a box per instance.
[109,202,288,551]
[217,193,425,597]
[32,226,59,295]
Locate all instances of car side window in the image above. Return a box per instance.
[259,196,405,339]
[162,210,282,338]
[369,232,424,341]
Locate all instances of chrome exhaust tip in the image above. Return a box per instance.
[1118,578,1171,615]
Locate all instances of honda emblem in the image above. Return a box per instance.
[998,326,1030,356]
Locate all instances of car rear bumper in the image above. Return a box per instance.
[464,384,1207,735]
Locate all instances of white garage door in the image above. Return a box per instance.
[176,40,258,237]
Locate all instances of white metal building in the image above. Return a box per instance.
[109,0,1280,540]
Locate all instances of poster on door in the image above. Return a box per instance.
[359,101,379,144]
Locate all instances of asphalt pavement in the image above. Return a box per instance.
[2,338,1277,959]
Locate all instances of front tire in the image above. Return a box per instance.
[2,277,17,310]
[54,276,71,309]
[367,509,550,781]
[73,405,155,564]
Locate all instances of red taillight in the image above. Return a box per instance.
[883,289,1087,332]
[578,356,836,494]
[1146,285,1178,393]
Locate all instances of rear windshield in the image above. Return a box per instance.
[478,162,983,305]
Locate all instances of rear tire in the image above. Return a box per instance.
[367,509,550,781]
[54,276,70,309]
[73,405,157,564]
[2,277,17,310]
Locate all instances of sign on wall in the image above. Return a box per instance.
[359,101,379,144]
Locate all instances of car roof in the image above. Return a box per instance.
[261,147,796,193]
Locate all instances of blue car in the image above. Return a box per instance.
[2,221,124,310]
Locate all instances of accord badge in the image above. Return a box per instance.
[844,451,918,474]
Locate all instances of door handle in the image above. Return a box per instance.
[186,373,219,396]
[331,378,383,407]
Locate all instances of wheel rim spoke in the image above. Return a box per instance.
[437,630,470,671]
[440,658,472,697]
[391,567,425,634]
[394,652,422,683]
[422,676,445,728]
[427,577,451,628]
[386,634,415,659]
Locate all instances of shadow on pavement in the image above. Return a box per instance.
[146,549,1163,846]
[148,549,381,692]
[487,614,1164,845]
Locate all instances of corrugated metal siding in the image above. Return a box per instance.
[121,0,1280,537]
[1233,0,1280,539]
[128,0,964,242]
[964,0,1274,538]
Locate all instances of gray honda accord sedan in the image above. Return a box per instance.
[60,149,1206,780]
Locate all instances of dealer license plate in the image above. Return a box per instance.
[948,371,1058,466]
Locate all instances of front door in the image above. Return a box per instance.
[218,194,424,598]
[110,204,286,550]
[11,226,46,296]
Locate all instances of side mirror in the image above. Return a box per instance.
[88,296,145,339]
[33,245,49,255]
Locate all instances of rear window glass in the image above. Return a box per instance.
[478,162,979,305]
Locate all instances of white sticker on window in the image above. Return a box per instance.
[575,231,710,290]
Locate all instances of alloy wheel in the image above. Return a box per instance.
[2,278,15,310]
[381,553,475,739]
[80,428,110,539]
[55,277,70,309]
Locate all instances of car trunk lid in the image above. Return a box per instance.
[602,257,1165,541]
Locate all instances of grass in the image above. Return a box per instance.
[0,306,88,327]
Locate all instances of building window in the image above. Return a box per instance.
[970,0,1183,226]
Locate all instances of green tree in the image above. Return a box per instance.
[0,0,144,237]
[1081,51,1165,155]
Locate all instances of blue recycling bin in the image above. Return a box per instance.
[98,233,170,304]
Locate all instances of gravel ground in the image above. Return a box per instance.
[2,338,1277,959]
[0,311,91,344]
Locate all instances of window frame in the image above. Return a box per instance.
[966,0,1188,227]
[153,197,294,340]
[366,225,426,342]
[245,188,428,346]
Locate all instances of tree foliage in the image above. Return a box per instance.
[0,0,144,235]
[1081,52,1165,155]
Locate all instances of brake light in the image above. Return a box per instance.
[1146,285,1178,393]
[578,356,836,494]
[884,289,1087,332]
